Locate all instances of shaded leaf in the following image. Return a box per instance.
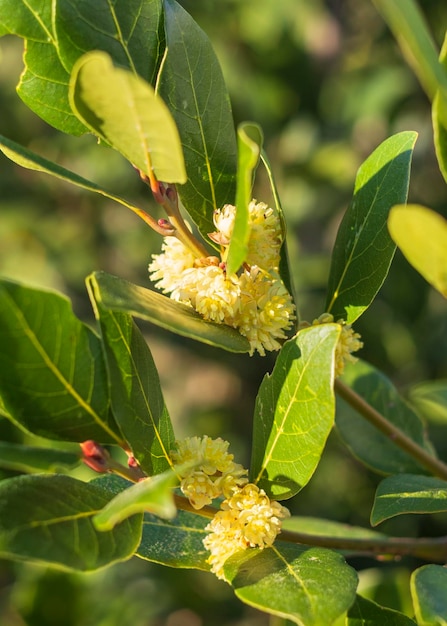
[94,470,178,531]
[251,324,340,500]
[90,271,250,353]
[87,274,175,475]
[347,595,416,625]
[0,474,142,571]
[0,279,122,444]
[224,544,358,626]
[371,474,447,526]
[226,122,263,276]
[158,0,237,238]
[70,51,186,183]
[0,442,80,474]
[388,205,447,297]
[411,565,447,626]
[409,380,447,424]
[337,360,432,475]
[137,507,210,570]
[326,132,417,324]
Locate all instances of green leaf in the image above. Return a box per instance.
[337,360,432,475]
[326,131,417,324]
[0,133,161,219]
[0,442,80,474]
[388,204,447,297]
[94,470,178,531]
[0,0,52,40]
[158,0,237,238]
[0,279,123,444]
[87,274,175,475]
[69,51,186,183]
[251,324,341,500]
[226,123,263,276]
[408,380,447,424]
[283,516,388,542]
[0,474,142,571]
[224,544,358,626]
[137,507,210,570]
[371,474,447,526]
[347,595,416,625]
[90,271,250,353]
[411,565,447,626]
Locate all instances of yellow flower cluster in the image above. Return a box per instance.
[149,200,295,355]
[170,436,290,580]
[299,312,363,377]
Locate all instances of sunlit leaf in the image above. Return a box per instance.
[0,0,52,40]
[337,360,432,475]
[158,0,237,238]
[251,324,340,500]
[87,273,175,475]
[388,204,447,298]
[409,380,447,424]
[224,544,358,626]
[326,132,417,324]
[226,122,263,276]
[283,516,388,542]
[411,565,447,626]
[70,51,186,183]
[0,279,122,444]
[0,442,80,474]
[371,474,447,526]
[0,474,142,571]
[347,595,416,625]
[89,271,250,353]
[94,470,179,531]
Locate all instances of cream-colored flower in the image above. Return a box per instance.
[149,236,195,293]
[300,312,363,377]
[203,483,290,579]
[170,436,248,509]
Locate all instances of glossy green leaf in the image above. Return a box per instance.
[283,516,388,542]
[347,595,416,625]
[0,442,80,473]
[251,324,341,500]
[224,544,358,626]
[326,132,417,324]
[70,51,186,183]
[137,507,210,570]
[409,380,447,424]
[0,133,159,219]
[89,271,250,353]
[411,565,447,626]
[0,279,122,444]
[337,360,432,475]
[226,123,263,276]
[158,0,237,238]
[388,205,447,297]
[371,474,447,526]
[0,474,142,571]
[87,273,175,475]
[94,470,178,531]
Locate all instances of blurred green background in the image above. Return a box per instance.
[1,1,447,624]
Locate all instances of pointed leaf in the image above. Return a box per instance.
[371,474,447,526]
[87,273,175,475]
[0,442,80,473]
[411,565,447,626]
[347,595,416,625]
[159,0,237,238]
[337,360,433,474]
[0,279,122,444]
[388,205,447,297]
[251,324,341,500]
[94,470,178,531]
[226,123,263,275]
[409,380,447,424]
[70,51,186,183]
[0,474,142,571]
[224,544,358,626]
[326,131,417,324]
[137,508,210,570]
[90,271,250,353]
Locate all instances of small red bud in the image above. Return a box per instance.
[80,440,111,473]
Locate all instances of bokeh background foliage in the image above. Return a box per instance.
[1,0,447,624]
